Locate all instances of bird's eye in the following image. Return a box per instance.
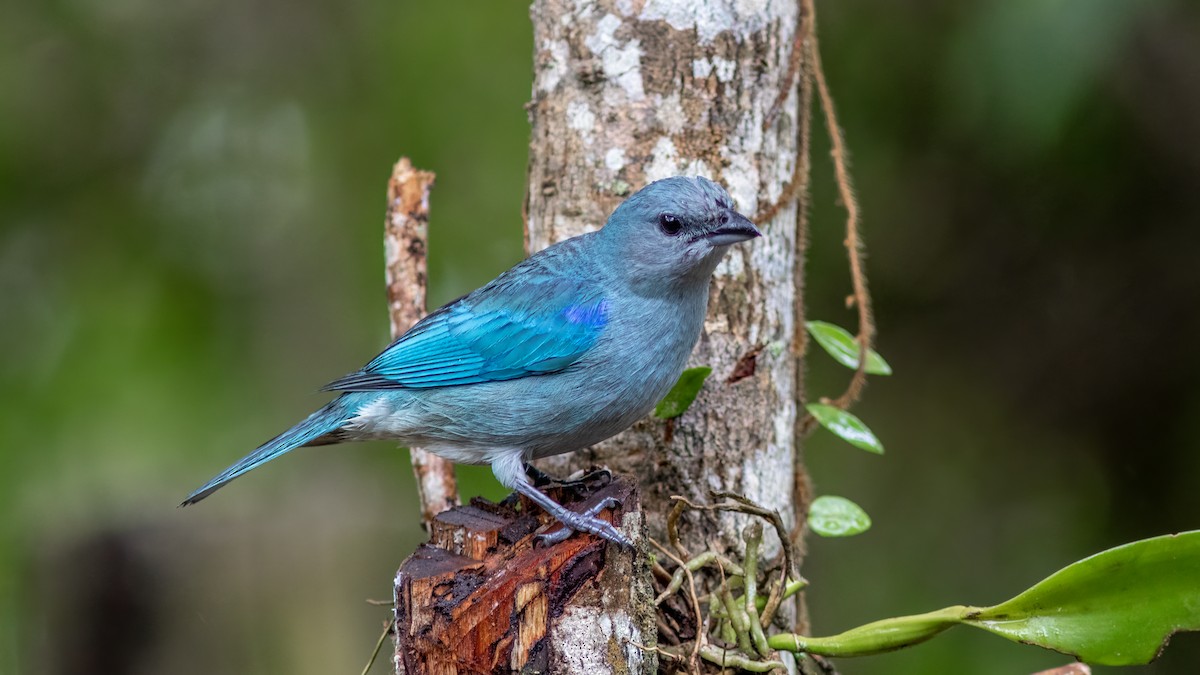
[659,213,683,236]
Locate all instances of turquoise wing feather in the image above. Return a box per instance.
[323,271,608,391]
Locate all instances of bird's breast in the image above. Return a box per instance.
[521,289,707,454]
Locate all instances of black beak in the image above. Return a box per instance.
[704,210,762,246]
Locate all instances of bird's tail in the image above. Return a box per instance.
[180,395,357,506]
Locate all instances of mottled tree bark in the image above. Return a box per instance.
[527,0,806,572]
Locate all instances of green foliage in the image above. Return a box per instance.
[806,321,892,375]
[654,367,713,419]
[796,305,1200,665]
[808,495,872,538]
[770,531,1200,664]
[806,403,884,454]
[972,530,1200,665]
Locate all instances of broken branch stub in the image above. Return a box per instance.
[383,157,459,525]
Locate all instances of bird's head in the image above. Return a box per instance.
[601,176,761,289]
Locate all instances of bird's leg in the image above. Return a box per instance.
[518,484,630,547]
[495,453,631,548]
[523,462,558,487]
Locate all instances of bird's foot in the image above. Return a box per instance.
[505,460,629,548]
[536,496,630,548]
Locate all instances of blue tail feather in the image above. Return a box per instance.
[180,396,356,506]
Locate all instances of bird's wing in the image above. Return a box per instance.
[322,271,608,391]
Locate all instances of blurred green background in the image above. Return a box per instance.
[2,1,1197,673]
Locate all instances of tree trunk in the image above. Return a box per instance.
[526,0,806,576]
[394,2,810,672]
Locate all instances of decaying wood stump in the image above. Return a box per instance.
[393,475,655,674]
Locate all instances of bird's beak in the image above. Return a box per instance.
[705,210,762,246]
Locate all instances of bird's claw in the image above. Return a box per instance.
[536,496,631,548]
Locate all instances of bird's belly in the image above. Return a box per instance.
[523,330,693,457]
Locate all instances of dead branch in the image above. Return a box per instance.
[383,158,459,526]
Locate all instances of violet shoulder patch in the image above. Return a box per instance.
[563,299,609,329]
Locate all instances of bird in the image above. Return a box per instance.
[181,176,761,547]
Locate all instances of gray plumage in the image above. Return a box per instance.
[183,176,760,546]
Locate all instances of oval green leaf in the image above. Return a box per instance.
[968,531,1200,665]
[806,321,892,375]
[809,495,872,537]
[769,532,1200,663]
[806,403,884,454]
[654,367,713,419]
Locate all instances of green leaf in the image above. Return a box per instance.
[653,367,713,419]
[968,531,1200,665]
[806,321,892,375]
[768,531,1200,665]
[806,403,884,454]
[808,495,872,537]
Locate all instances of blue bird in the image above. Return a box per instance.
[182,176,760,547]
